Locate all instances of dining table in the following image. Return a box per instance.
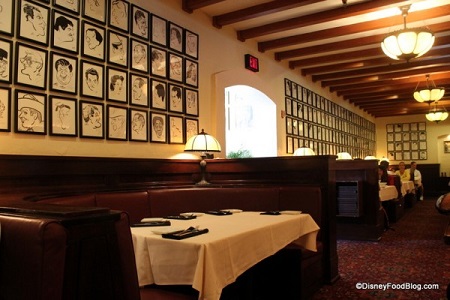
[379,185,398,201]
[401,180,415,196]
[131,211,320,300]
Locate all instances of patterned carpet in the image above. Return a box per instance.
[312,198,450,300]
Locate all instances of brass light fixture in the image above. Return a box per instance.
[413,74,445,104]
[381,5,435,62]
[425,102,448,123]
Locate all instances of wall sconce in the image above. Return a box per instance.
[293,146,316,156]
[413,74,445,104]
[184,129,221,185]
[425,103,448,123]
[381,5,434,61]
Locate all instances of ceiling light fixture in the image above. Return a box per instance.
[425,102,448,123]
[381,5,435,62]
[413,74,445,104]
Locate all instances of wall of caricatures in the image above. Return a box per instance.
[0,0,200,152]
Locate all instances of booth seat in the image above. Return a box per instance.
[32,184,324,299]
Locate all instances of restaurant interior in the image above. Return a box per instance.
[0,0,449,299]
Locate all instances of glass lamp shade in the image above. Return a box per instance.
[336,152,352,160]
[425,104,449,123]
[293,147,316,156]
[184,129,221,153]
[364,156,378,160]
[381,28,434,61]
[413,88,445,103]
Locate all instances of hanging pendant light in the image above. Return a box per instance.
[381,5,435,62]
[413,74,445,104]
[425,103,448,123]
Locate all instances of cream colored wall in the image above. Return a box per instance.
[1,0,375,158]
[375,114,450,173]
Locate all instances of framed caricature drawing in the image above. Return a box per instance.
[185,118,198,142]
[15,43,48,90]
[107,67,127,103]
[15,90,47,134]
[129,74,149,107]
[131,4,149,41]
[130,39,149,73]
[49,96,77,136]
[82,0,106,24]
[185,59,198,87]
[52,10,79,54]
[168,52,183,83]
[150,47,167,78]
[150,112,167,143]
[79,100,104,138]
[0,0,14,36]
[0,87,11,132]
[168,115,184,144]
[18,0,50,46]
[107,104,127,140]
[129,108,148,142]
[151,79,167,111]
[184,29,198,59]
[151,15,167,47]
[0,38,12,83]
[108,30,129,67]
[108,0,129,32]
[82,21,105,61]
[80,60,104,100]
[50,52,78,94]
[53,0,80,15]
[185,88,198,116]
[168,83,183,113]
[168,22,183,53]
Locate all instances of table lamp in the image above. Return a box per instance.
[184,129,221,185]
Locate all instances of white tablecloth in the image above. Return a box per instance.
[401,181,415,195]
[131,212,319,300]
[379,185,398,201]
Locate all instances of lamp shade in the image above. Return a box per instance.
[336,152,352,160]
[364,155,378,160]
[293,147,316,156]
[425,104,448,123]
[381,6,434,61]
[184,129,221,153]
[413,75,445,103]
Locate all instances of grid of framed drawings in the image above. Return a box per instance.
[0,0,199,144]
[386,122,427,161]
[284,78,376,158]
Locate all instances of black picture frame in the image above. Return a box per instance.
[107,104,127,140]
[151,79,167,111]
[51,10,79,54]
[130,38,149,73]
[151,14,167,47]
[150,112,167,143]
[108,0,129,33]
[0,38,13,83]
[184,29,198,59]
[15,43,48,90]
[81,21,106,61]
[18,0,50,46]
[108,30,129,68]
[168,22,183,53]
[15,90,47,134]
[129,73,149,107]
[82,0,106,25]
[49,96,77,136]
[53,0,80,15]
[168,83,183,113]
[150,46,167,78]
[79,100,104,138]
[185,88,198,116]
[185,58,198,87]
[0,87,11,132]
[107,67,127,104]
[0,0,15,36]
[168,52,183,83]
[50,51,78,94]
[131,4,149,41]
[185,117,198,142]
[80,60,104,100]
[129,108,148,142]
[168,115,184,144]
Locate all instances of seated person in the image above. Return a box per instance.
[380,160,395,175]
[378,165,388,183]
[408,161,424,201]
[395,161,410,181]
